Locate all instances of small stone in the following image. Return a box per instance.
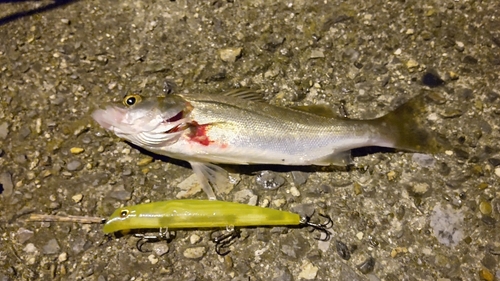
[406,28,414,35]
[335,240,351,260]
[183,247,206,260]
[298,261,318,280]
[479,268,494,281]
[218,47,242,63]
[406,59,419,69]
[176,174,202,198]
[107,185,132,201]
[17,228,34,244]
[289,186,300,197]
[394,48,402,55]
[233,189,257,203]
[494,167,500,178]
[449,71,459,80]
[391,246,408,258]
[310,49,325,59]
[61,18,70,25]
[0,122,9,139]
[387,170,397,181]
[412,182,430,194]
[412,153,436,167]
[71,194,83,203]
[357,257,375,274]
[353,182,363,195]
[152,243,169,256]
[255,171,286,190]
[70,147,84,154]
[24,243,37,253]
[291,171,308,186]
[43,239,60,254]
[137,156,153,166]
[190,234,201,244]
[356,232,364,240]
[479,201,492,215]
[477,183,488,190]
[455,41,465,52]
[0,172,14,197]
[66,160,82,171]
[148,254,159,265]
[58,252,68,262]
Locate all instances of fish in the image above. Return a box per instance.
[92,89,448,200]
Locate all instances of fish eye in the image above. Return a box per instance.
[120,210,129,218]
[123,94,142,107]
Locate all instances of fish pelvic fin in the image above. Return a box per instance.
[373,94,450,154]
[189,161,230,200]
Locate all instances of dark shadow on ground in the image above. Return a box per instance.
[0,0,81,26]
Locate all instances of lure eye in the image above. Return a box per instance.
[120,210,129,218]
[123,94,142,107]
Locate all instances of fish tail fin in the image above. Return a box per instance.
[373,94,450,154]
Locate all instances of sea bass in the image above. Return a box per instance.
[92,89,447,200]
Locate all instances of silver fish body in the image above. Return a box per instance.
[92,90,446,199]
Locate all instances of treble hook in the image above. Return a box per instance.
[134,228,175,252]
[210,229,241,256]
[300,214,333,241]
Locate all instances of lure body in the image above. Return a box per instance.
[103,200,301,234]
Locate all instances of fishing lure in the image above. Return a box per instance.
[104,199,332,255]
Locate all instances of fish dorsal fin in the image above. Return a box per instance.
[290,104,339,118]
[223,88,266,102]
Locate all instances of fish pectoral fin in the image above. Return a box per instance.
[310,151,353,166]
[189,161,230,200]
[222,88,266,102]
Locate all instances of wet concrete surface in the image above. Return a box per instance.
[0,0,499,280]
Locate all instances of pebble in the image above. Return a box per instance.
[72,194,83,203]
[255,171,286,190]
[394,48,402,55]
[0,172,13,197]
[335,240,351,260]
[218,47,242,62]
[406,59,419,69]
[58,252,68,262]
[0,121,9,139]
[386,170,397,181]
[43,238,60,254]
[70,147,84,154]
[23,243,37,253]
[152,243,169,256]
[298,261,318,280]
[66,160,82,171]
[357,257,376,274]
[176,174,202,198]
[289,186,301,197]
[137,156,153,166]
[494,167,500,178]
[190,234,201,244]
[479,268,494,281]
[107,185,132,201]
[291,171,308,186]
[148,254,159,265]
[412,153,436,167]
[233,189,257,203]
[310,49,325,59]
[479,201,492,215]
[17,227,34,244]
[183,247,206,260]
[412,182,430,195]
[455,41,465,52]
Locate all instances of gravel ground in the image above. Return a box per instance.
[1,0,499,280]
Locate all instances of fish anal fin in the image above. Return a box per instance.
[189,161,230,200]
[222,88,265,102]
[310,150,353,166]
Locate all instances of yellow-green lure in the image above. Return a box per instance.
[104,199,332,254]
